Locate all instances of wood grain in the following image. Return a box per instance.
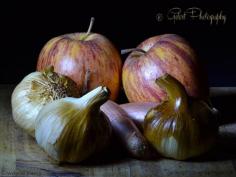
[1,85,236,177]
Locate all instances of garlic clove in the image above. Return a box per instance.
[120,102,157,131]
[35,86,112,163]
[144,74,218,160]
[101,100,156,159]
[11,66,81,137]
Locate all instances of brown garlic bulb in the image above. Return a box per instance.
[35,86,111,163]
[144,75,218,160]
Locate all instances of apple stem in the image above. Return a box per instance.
[121,48,146,55]
[82,70,91,95]
[86,17,95,35]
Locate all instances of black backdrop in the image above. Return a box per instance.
[1,0,235,86]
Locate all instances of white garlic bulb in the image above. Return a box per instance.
[11,67,81,137]
[35,86,112,163]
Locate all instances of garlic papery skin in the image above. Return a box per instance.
[11,66,81,137]
[144,75,218,160]
[35,86,111,163]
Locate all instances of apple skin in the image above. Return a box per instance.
[37,33,122,100]
[122,34,209,103]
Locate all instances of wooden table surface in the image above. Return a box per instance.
[1,85,236,177]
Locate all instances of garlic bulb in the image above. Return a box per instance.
[144,75,218,160]
[11,66,81,137]
[35,86,111,163]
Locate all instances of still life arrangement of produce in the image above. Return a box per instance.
[11,17,219,164]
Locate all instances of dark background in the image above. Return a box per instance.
[0,0,235,86]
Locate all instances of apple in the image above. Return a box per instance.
[122,34,208,103]
[37,18,122,100]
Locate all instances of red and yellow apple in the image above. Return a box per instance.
[122,34,208,103]
[37,18,122,100]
